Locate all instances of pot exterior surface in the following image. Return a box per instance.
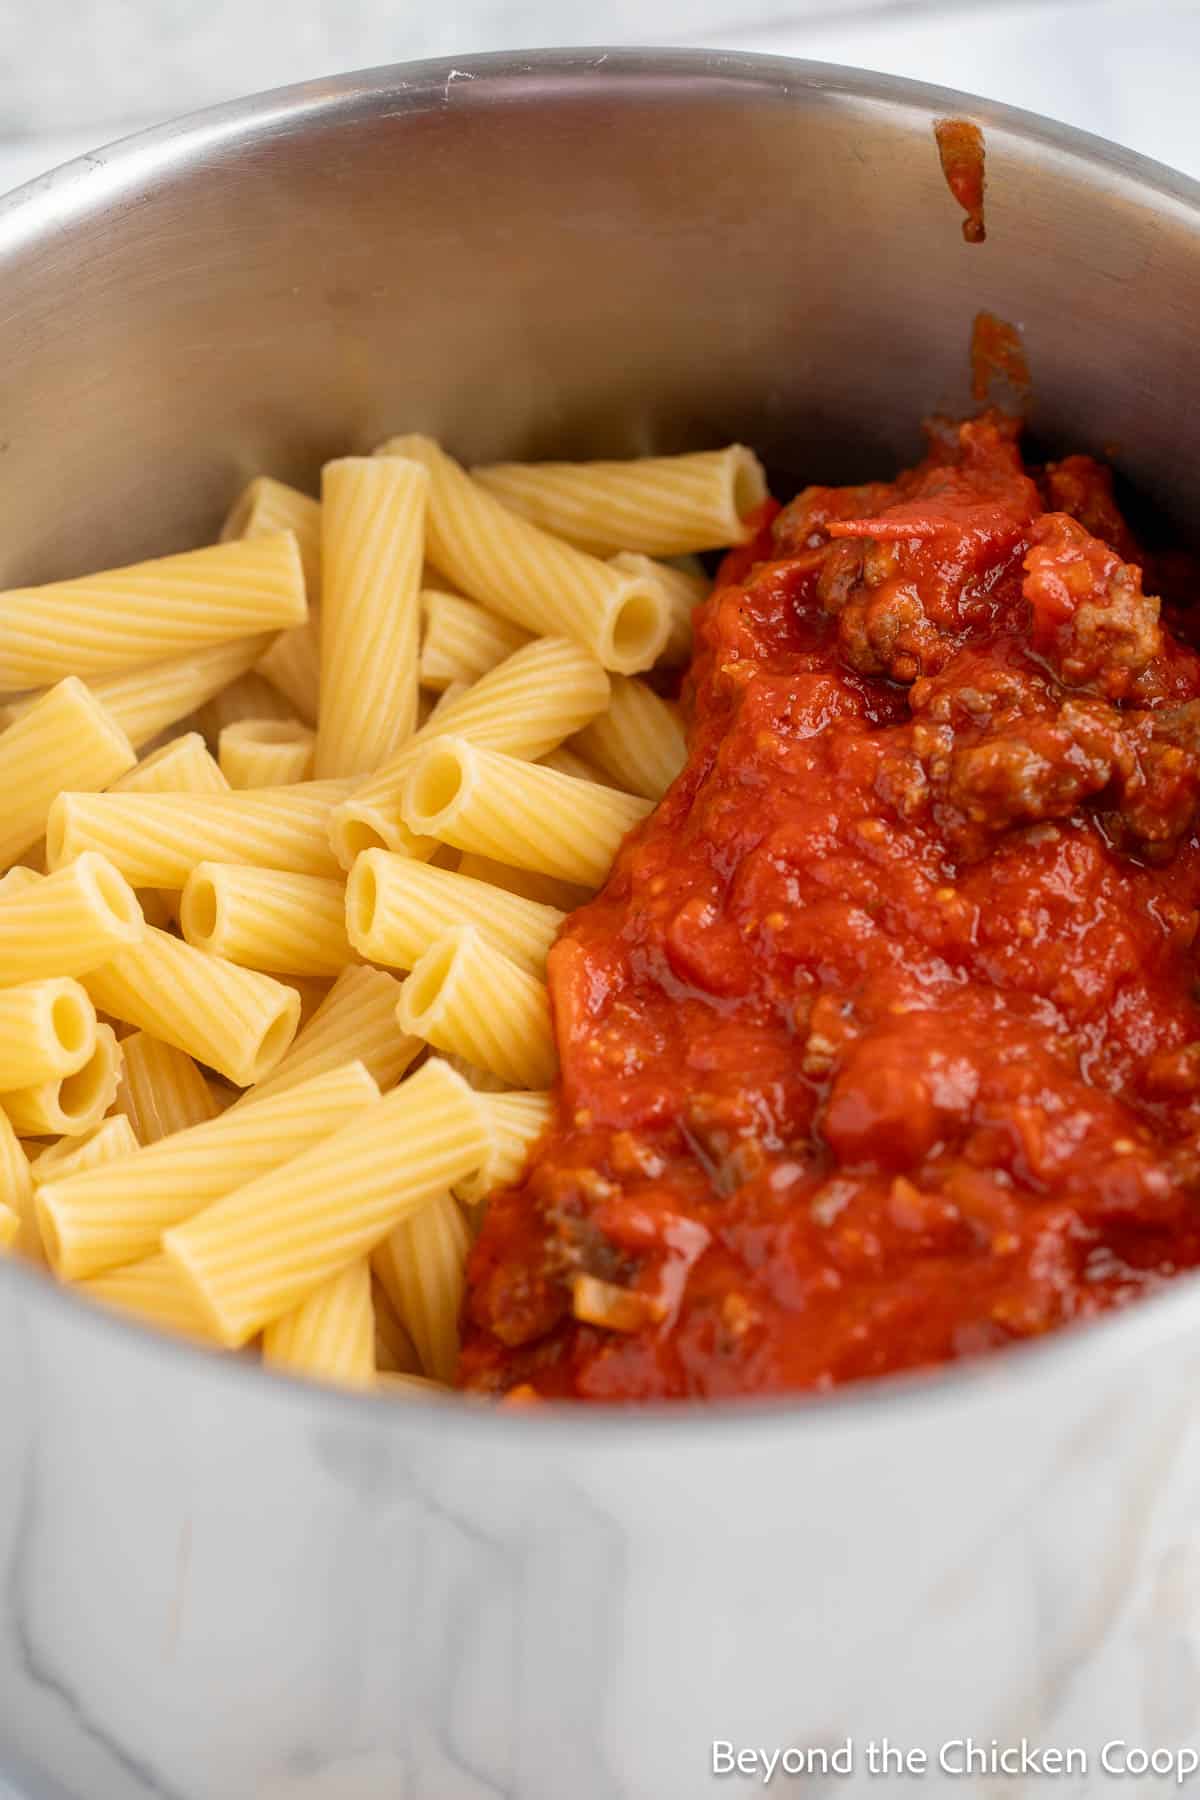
[2,51,1200,1800]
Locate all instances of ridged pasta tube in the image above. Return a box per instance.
[47,780,352,885]
[0,1109,37,1260]
[0,1201,18,1250]
[346,852,562,975]
[220,476,322,597]
[110,732,230,795]
[454,853,590,912]
[0,679,136,868]
[396,926,556,1088]
[377,435,668,674]
[240,963,418,1105]
[0,854,143,983]
[455,1089,553,1205]
[0,533,307,687]
[78,634,278,749]
[610,552,706,664]
[373,1276,422,1375]
[2,1024,122,1138]
[262,1257,375,1387]
[219,719,315,788]
[372,1191,470,1381]
[163,1057,490,1347]
[403,736,651,887]
[83,928,300,1087]
[315,457,428,777]
[255,623,320,727]
[187,670,296,744]
[180,865,351,976]
[77,1252,223,1341]
[329,636,610,866]
[573,676,687,800]
[473,445,767,557]
[0,979,96,1087]
[32,1115,140,1183]
[39,1060,380,1280]
[112,1032,221,1145]
[419,590,530,691]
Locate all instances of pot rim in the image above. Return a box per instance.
[4,45,1200,1443]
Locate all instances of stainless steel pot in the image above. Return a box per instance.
[3,50,1200,1800]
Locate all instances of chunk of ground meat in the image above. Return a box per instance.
[1023,513,1162,698]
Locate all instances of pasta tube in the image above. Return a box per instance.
[262,1257,375,1387]
[1,1024,122,1138]
[0,679,136,868]
[454,853,590,912]
[220,475,321,598]
[0,979,96,1087]
[473,445,767,556]
[112,1031,221,1145]
[329,636,610,866]
[218,719,315,788]
[572,676,687,800]
[83,928,300,1086]
[346,851,562,974]
[0,855,144,982]
[610,551,706,664]
[372,1191,470,1381]
[419,590,529,691]
[315,457,428,777]
[0,533,306,686]
[31,1115,140,1183]
[163,1058,489,1347]
[110,731,229,795]
[402,736,651,886]
[39,1060,380,1279]
[240,963,418,1105]
[396,926,556,1088]
[0,1109,38,1260]
[0,1201,18,1251]
[255,623,320,727]
[377,435,667,674]
[372,1276,421,1374]
[453,1088,553,1205]
[78,634,277,749]
[77,1252,223,1341]
[180,865,351,976]
[47,780,351,885]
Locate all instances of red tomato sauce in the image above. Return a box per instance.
[934,118,986,244]
[459,413,1200,1401]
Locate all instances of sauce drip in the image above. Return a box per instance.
[935,118,987,244]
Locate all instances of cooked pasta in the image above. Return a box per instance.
[277,976,332,1029]
[255,622,320,727]
[419,589,530,691]
[1,1024,122,1138]
[372,1276,422,1374]
[454,852,591,911]
[372,1191,470,1382]
[538,745,613,786]
[240,963,417,1105]
[163,1057,490,1348]
[39,1060,380,1280]
[112,1031,221,1145]
[0,855,144,982]
[218,719,316,788]
[0,1201,18,1251]
[396,926,556,1088]
[220,475,321,597]
[572,675,687,800]
[346,852,562,975]
[455,1089,554,1205]
[329,636,610,866]
[610,551,707,664]
[74,634,278,749]
[261,1257,375,1386]
[77,1252,223,1341]
[0,679,136,868]
[83,927,300,1087]
[31,1114,140,1183]
[377,435,668,673]
[473,445,767,556]
[187,670,296,746]
[315,457,428,777]
[180,865,351,976]
[111,731,230,796]
[0,978,96,1087]
[0,533,306,687]
[0,1109,38,1261]
[402,736,652,887]
[47,781,351,885]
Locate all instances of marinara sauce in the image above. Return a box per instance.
[459,413,1200,1401]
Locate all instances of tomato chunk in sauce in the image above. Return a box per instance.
[459,413,1200,1402]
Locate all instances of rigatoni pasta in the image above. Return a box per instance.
[0,1201,19,1251]
[218,719,315,788]
[396,926,556,1088]
[315,457,427,776]
[419,589,530,690]
[610,551,707,664]
[473,444,766,556]
[220,475,322,597]
[572,675,687,800]
[0,1109,38,1261]
[240,964,418,1105]
[0,855,144,983]
[455,1089,553,1205]
[0,679,136,868]
[39,1060,380,1279]
[162,1058,489,1347]
[378,435,669,673]
[346,852,562,974]
[0,979,96,1088]
[181,865,351,976]
[77,1252,223,1341]
[112,1032,221,1145]
[0,533,306,687]
[1,1023,122,1138]
[71,634,278,749]
[262,1257,375,1387]
[31,1114,140,1183]
[372,1192,470,1382]
[111,732,230,796]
